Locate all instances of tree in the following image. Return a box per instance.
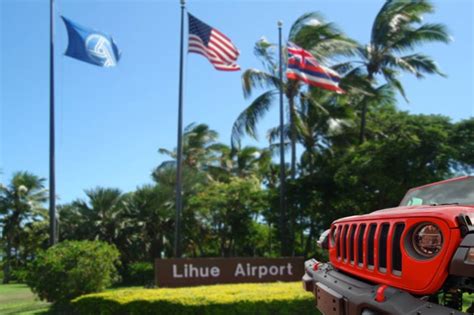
[0,171,47,283]
[158,123,220,171]
[73,187,125,245]
[232,12,355,180]
[122,184,174,261]
[356,0,450,143]
[209,144,272,181]
[188,177,268,257]
[449,118,474,172]
[232,13,354,257]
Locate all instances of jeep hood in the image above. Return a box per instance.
[334,205,474,228]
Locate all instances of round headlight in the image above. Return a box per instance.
[412,223,443,258]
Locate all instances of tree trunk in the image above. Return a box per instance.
[150,234,164,261]
[2,238,12,284]
[304,224,315,258]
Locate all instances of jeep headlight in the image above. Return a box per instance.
[412,223,443,258]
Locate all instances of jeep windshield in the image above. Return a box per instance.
[400,176,474,207]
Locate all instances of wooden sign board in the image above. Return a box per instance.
[155,257,305,287]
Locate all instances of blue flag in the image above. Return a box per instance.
[61,16,121,67]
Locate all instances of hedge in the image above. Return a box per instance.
[72,282,318,315]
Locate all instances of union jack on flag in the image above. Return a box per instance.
[286,42,344,93]
[188,13,240,71]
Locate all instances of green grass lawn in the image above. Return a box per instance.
[0,283,50,315]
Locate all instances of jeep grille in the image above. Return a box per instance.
[334,222,406,275]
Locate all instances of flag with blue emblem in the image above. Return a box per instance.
[61,16,121,67]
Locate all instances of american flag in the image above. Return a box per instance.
[188,13,240,71]
[286,42,344,93]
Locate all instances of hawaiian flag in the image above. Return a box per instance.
[188,13,240,71]
[286,42,344,93]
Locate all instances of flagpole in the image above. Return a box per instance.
[49,0,57,246]
[277,20,287,256]
[174,0,186,258]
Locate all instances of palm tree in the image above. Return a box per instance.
[157,123,220,171]
[123,184,174,261]
[0,171,47,284]
[210,144,272,180]
[74,187,125,244]
[356,0,450,143]
[232,12,355,180]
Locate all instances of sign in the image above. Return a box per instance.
[155,257,305,287]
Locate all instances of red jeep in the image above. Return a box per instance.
[303,176,474,315]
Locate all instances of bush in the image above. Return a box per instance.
[26,240,120,303]
[72,282,317,315]
[122,262,154,286]
[12,267,29,283]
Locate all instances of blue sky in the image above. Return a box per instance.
[1,0,473,203]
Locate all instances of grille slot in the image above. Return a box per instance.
[334,221,404,276]
[357,224,366,266]
[367,224,377,268]
[341,225,349,261]
[349,225,356,263]
[378,223,390,271]
[392,223,405,274]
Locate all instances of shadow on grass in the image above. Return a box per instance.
[33,303,77,315]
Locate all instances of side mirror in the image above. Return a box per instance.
[317,229,330,250]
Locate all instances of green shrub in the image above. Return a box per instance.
[26,240,120,303]
[11,267,29,283]
[72,282,317,315]
[122,262,154,286]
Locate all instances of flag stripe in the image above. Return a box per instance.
[189,36,221,61]
[286,42,344,93]
[287,61,341,83]
[208,42,235,64]
[189,45,225,65]
[188,13,240,71]
[212,30,239,56]
[189,43,239,70]
[287,71,344,93]
[288,58,341,80]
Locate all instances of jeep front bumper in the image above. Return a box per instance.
[303,259,466,315]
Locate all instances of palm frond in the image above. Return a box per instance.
[391,23,451,52]
[267,123,291,145]
[231,90,278,149]
[369,84,397,107]
[331,61,355,75]
[290,13,357,61]
[381,68,408,102]
[288,12,328,40]
[399,53,446,78]
[254,38,277,70]
[371,0,434,47]
[385,53,445,78]
[158,148,175,157]
[301,93,330,115]
[241,69,280,98]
